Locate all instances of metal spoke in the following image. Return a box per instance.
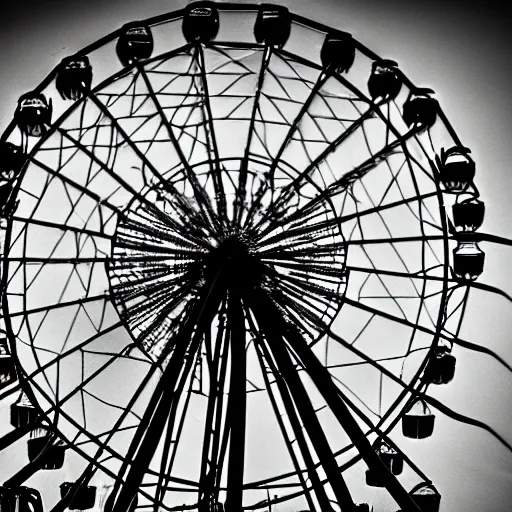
[235,46,272,225]
[194,44,228,221]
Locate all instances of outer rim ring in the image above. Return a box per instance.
[0,4,458,507]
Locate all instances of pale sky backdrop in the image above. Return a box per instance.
[1,1,511,511]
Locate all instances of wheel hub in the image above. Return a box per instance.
[211,234,260,289]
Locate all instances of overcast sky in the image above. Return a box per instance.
[1,1,511,511]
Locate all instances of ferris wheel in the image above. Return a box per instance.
[1,2,511,512]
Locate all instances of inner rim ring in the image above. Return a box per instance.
[108,158,349,360]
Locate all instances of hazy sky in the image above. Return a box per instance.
[1,1,511,511]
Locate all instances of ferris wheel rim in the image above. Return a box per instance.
[0,4,483,512]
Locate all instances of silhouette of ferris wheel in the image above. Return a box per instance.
[1,3,511,512]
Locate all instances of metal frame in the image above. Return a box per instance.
[0,3,511,512]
